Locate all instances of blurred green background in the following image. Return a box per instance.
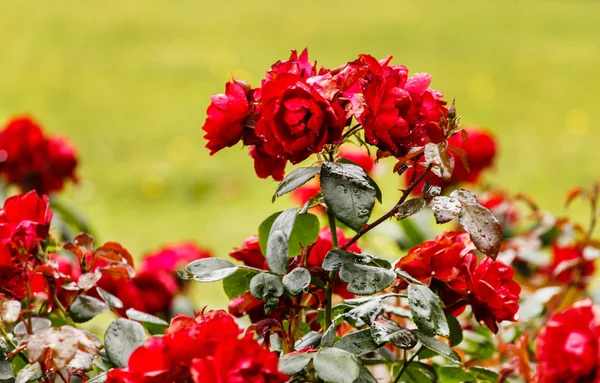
[1,0,599,307]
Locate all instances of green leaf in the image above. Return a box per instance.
[278,351,315,375]
[339,262,396,295]
[345,298,384,325]
[249,273,284,301]
[295,331,322,351]
[403,362,439,383]
[0,360,13,381]
[446,313,463,347]
[259,211,320,257]
[339,157,382,203]
[274,166,321,200]
[458,204,503,257]
[370,319,418,349]
[334,328,379,356]
[69,295,109,323]
[321,322,337,348]
[320,162,375,231]
[468,367,500,382]
[104,319,146,368]
[323,249,362,271]
[414,331,462,364]
[266,229,289,275]
[395,198,427,220]
[125,308,169,335]
[313,348,361,383]
[354,366,378,383]
[185,258,238,282]
[96,287,123,309]
[429,196,462,224]
[424,143,454,180]
[222,268,260,300]
[395,268,425,285]
[408,284,449,337]
[282,267,311,295]
[437,366,474,382]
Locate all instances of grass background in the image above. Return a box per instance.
[1,0,599,308]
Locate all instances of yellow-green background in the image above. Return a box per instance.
[1,0,599,308]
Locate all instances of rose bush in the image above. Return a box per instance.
[0,50,598,383]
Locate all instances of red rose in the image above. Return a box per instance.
[107,310,286,383]
[360,69,448,157]
[139,243,212,275]
[248,144,287,181]
[255,73,346,165]
[202,81,255,155]
[0,116,78,194]
[0,191,53,254]
[265,48,316,83]
[535,299,600,383]
[548,244,595,285]
[229,235,267,270]
[463,255,521,333]
[395,232,474,295]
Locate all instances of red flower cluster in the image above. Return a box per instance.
[395,231,520,333]
[107,310,287,383]
[547,244,595,285]
[535,299,600,383]
[202,50,449,180]
[96,243,212,316]
[228,228,360,323]
[405,127,497,192]
[0,191,52,299]
[0,117,78,195]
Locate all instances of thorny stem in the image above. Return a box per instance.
[341,164,433,251]
[394,346,424,383]
[342,124,362,140]
[325,208,338,330]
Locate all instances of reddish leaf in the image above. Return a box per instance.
[94,242,135,267]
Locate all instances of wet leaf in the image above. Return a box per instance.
[458,204,503,257]
[249,273,284,301]
[334,328,379,356]
[185,258,238,282]
[424,143,455,180]
[415,331,462,364]
[279,351,315,375]
[339,262,396,295]
[222,268,260,300]
[371,319,418,349]
[97,287,124,309]
[408,284,449,337]
[395,198,426,220]
[126,308,168,335]
[282,267,311,295]
[314,348,361,383]
[429,196,462,224]
[69,295,109,323]
[104,319,146,368]
[274,166,321,200]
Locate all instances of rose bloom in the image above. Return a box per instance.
[404,127,497,193]
[229,235,267,270]
[202,80,254,155]
[395,232,473,295]
[0,116,78,194]
[548,244,594,285]
[254,72,346,165]
[535,299,600,383]
[107,310,287,383]
[463,254,521,333]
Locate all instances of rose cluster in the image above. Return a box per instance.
[395,231,521,333]
[0,116,78,195]
[107,310,287,383]
[202,49,451,180]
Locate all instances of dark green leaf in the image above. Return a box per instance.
[437,366,473,382]
[185,258,238,282]
[458,204,503,257]
[414,331,462,364]
[345,298,384,325]
[278,351,315,375]
[125,308,168,335]
[274,166,321,199]
[353,366,378,383]
[320,162,375,231]
[321,322,337,348]
[446,313,463,347]
[395,198,427,220]
[222,268,260,300]
[429,196,462,224]
[249,273,284,300]
[323,249,362,271]
[0,360,13,380]
[295,331,322,351]
[266,230,289,275]
[408,284,449,337]
[69,295,109,323]
[339,157,382,203]
[259,211,320,257]
[96,287,123,309]
[314,348,361,383]
[334,329,379,356]
[403,362,439,383]
[468,367,500,382]
[340,262,396,295]
[371,319,418,349]
[423,183,441,198]
[104,319,146,368]
[282,267,311,295]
